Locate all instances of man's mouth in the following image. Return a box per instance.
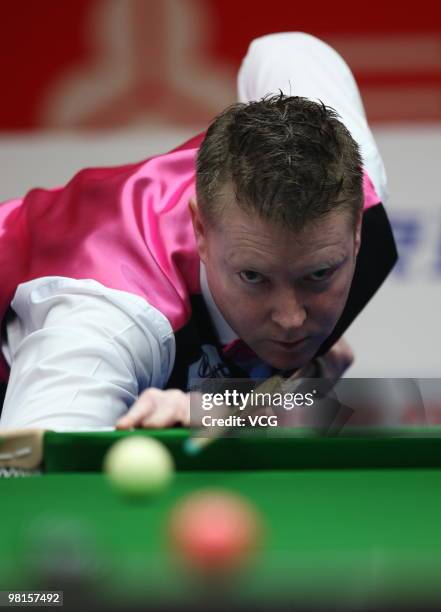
[269,337,309,349]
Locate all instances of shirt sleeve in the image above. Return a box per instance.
[0,277,175,430]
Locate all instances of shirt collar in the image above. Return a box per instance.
[200,262,237,346]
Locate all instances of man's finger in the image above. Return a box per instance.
[141,391,190,429]
[116,391,156,429]
[319,337,354,381]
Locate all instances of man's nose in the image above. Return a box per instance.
[270,288,307,330]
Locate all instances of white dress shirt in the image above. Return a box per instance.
[0,267,244,430]
[0,277,175,430]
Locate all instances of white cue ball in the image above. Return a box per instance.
[104,436,174,498]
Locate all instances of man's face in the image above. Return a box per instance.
[190,198,361,371]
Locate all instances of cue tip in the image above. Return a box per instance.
[183,436,213,456]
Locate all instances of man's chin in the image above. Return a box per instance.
[257,344,318,372]
[266,357,307,372]
[255,351,307,372]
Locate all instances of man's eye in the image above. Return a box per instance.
[239,270,264,284]
[305,268,333,282]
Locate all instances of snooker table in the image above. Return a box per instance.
[2,427,441,611]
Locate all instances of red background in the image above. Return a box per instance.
[1,0,440,129]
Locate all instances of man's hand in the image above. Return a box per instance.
[116,337,354,430]
[312,336,354,382]
[116,388,190,429]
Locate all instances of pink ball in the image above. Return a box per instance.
[168,489,263,574]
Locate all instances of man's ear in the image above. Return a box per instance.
[189,198,208,263]
[354,208,363,256]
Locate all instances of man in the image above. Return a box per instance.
[0,33,396,430]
